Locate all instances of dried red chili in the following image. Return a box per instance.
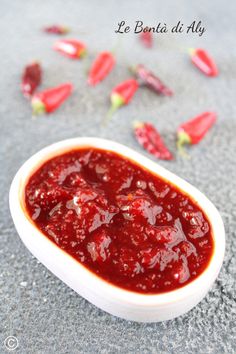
[189,48,218,77]
[53,39,86,59]
[44,25,69,35]
[134,121,173,160]
[31,83,73,115]
[106,79,139,120]
[139,31,153,48]
[177,112,217,155]
[21,62,42,98]
[88,51,115,86]
[131,64,173,96]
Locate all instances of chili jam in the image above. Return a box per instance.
[25,148,214,294]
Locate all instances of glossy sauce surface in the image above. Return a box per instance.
[25,148,214,294]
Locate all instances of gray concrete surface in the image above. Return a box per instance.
[1,0,235,353]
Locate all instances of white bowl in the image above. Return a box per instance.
[9,137,225,322]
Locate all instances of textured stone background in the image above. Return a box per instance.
[1,0,236,353]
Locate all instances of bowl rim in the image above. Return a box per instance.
[9,137,225,307]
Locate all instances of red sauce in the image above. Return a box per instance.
[25,148,214,294]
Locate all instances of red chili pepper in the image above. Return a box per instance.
[177,112,217,155]
[189,48,218,77]
[31,83,73,115]
[131,64,173,96]
[134,122,173,160]
[139,31,153,48]
[21,62,42,98]
[88,52,115,86]
[106,79,138,121]
[53,39,86,59]
[44,25,70,35]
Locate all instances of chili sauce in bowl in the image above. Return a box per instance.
[9,138,225,321]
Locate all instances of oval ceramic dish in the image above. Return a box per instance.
[9,137,225,322]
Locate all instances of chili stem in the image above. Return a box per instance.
[177,131,191,159]
[176,140,191,159]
